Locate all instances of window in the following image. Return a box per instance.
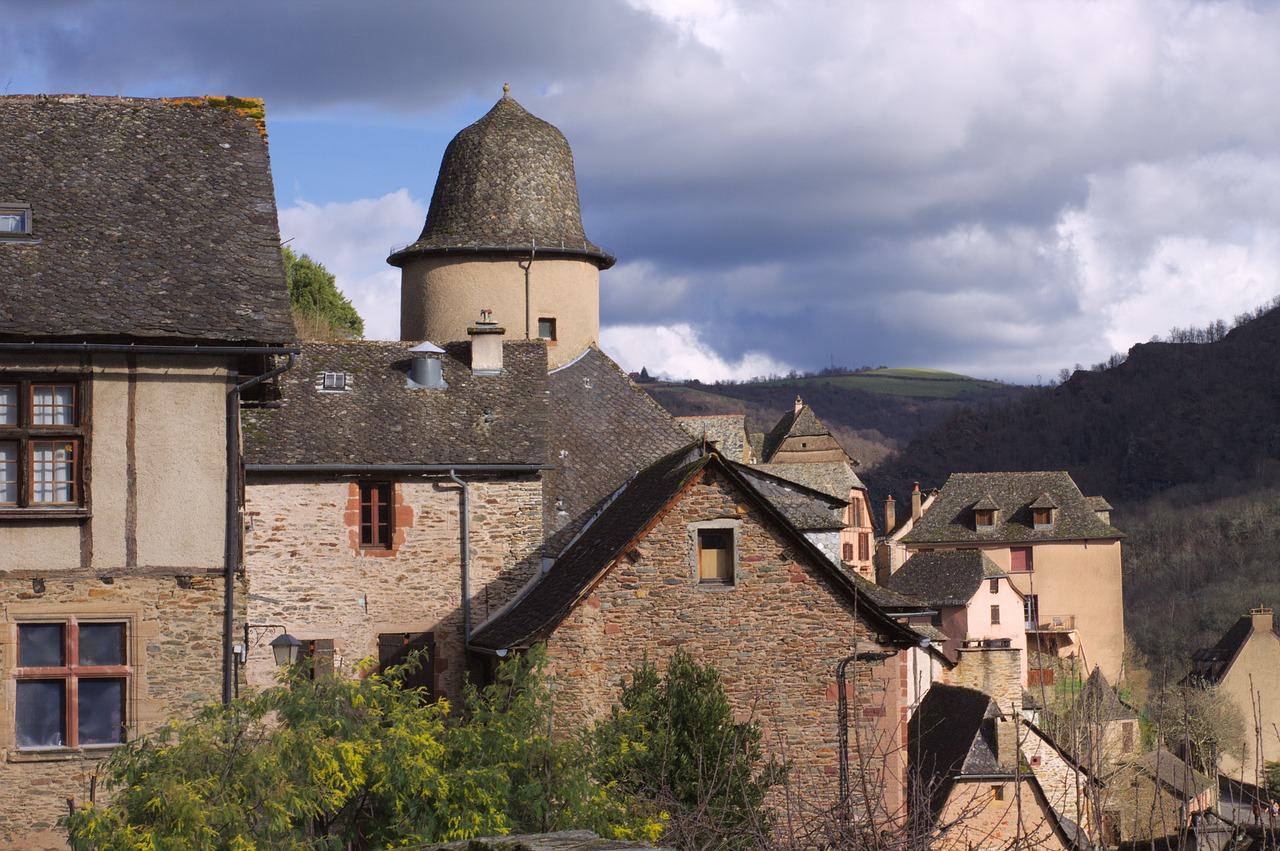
[1009,547,1033,572]
[321,372,347,392]
[1024,594,1039,628]
[991,784,1005,801]
[537,317,557,341]
[300,639,335,679]
[974,509,995,527]
[0,380,84,508]
[857,532,870,561]
[698,528,733,583]
[1032,507,1053,528]
[989,578,999,593]
[359,482,393,548]
[0,203,31,237]
[990,605,1001,625]
[15,619,128,749]
[842,542,854,562]
[850,496,864,526]
[378,632,435,697]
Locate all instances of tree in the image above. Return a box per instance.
[283,246,364,339]
[1149,678,1245,777]
[592,649,786,850]
[63,650,656,849]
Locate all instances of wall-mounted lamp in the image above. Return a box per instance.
[269,632,302,667]
[242,623,301,667]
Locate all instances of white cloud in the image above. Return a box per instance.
[278,191,425,341]
[601,323,793,383]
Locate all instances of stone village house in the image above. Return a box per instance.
[0,95,295,847]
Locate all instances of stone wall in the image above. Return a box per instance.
[243,474,543,700]
[537,467,906,807]
[0,573,235,849]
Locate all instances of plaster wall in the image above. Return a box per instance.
[537,468,908,810]
[243,476,543,700]
[399,254,599,368]
[1218,623,1280,781]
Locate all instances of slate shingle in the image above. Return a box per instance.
[885,550,1006,607]
[0,95,293,344]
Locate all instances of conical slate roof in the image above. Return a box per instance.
[389,90,614,268]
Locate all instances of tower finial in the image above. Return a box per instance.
[502,83,510,98]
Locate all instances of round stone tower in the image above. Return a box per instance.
[389,87,614,368]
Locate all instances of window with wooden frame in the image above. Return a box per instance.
[989,578,999,593]
[697,528,734,584]
[990,605,1001,625]
[359,481,393,549]
[857,532,870,561]
[0,380,84,508]
[842,542,854,562]
[537,317,557,342]
[850,496,864,526]
[377,632,435,697]
[15,619,128,749]
[1024,594,1040,628]
[1032,507,1054,528]
[1010,546,1033,573]
[974,509,995,528]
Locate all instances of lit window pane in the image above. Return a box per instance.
[31,441,75,503]
[79,623,126,666]
[0,384,16,425]
[16,680,65,748]
[32,385,74,426]
[78,679,126,745]
[0,441,16,504]
[18,623,65,667]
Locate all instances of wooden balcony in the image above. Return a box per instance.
[1026,614,1075,632]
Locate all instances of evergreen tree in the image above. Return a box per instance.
[283,246,364,339]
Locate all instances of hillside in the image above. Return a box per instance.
[642,368,1025,468]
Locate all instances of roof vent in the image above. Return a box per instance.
[407,341,448,390]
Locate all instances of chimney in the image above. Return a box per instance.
[468,309,504,376]
[406,341,447,389]
[884,495,896,533]
[1252,606,1274,633]
[995,710,1019,770]
[911,483,922,521]
[794,395,803,416]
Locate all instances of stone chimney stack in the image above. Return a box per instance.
[1252,605,1274,633]
[884,495,896,534]
[995,710,1020,770]
[911,483,923,521]
[794,395,804,416]
[468,309,505,376]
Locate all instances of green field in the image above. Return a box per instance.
[758,368,1006,398]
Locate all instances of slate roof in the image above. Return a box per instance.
[242,340,549,467]
[1138,749,1214,798]
[885,551,1008,607]
[0,95,294,344]
[910,685,1005,815]
[388,92,613,269]
[761,399,836,461]
[755,461,866,500]
[542,346,692,552]
[903,472,1124,544]
[470,447,924,652]
[677,414,750,462]
[1189,611,1277,683]
[734,464,846,531]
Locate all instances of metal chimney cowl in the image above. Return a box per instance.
[407,341,448,389]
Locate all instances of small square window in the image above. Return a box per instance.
[321,372,347,392]
[975,509,995,527]
[992,784,1005,801]
[0,204,31,237]
[1032,507,1053,528]
[698,528,733,584]
[537,317,557,341]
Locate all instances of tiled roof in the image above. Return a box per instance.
[388,93,612,269]
[471,448,925,652]
[542,347,692,551]
[1189,612,1277,683]
[677,415,750,462]
[755,461,865,500]
[734,464,845,531]
[761,400,831,460]
[242,340,549,466]
[910,685,1003,815]
[1087,495,1113,512]
[1138,749,1214,798]
[886,551,1007,607]
[903,472,1123,544]
[0,95,293,344]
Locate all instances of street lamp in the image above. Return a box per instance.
[269,632,302,667]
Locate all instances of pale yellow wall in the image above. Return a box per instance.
[922,540,1124,683]
[1218,622,1280,782]
[399,254,600,368]
[0,354,231,573]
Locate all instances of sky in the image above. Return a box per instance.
[5,0,1280,384]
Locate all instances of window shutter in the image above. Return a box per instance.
[842,542,854,562]
[304,639,335,679]
[377,632,436,696]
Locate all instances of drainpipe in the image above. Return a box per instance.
[448,469,472,644]
[224,353,295,705]
[518,242,537,340]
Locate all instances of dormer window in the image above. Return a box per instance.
[975,509,995,527]
[0,203,32,238]
[321,372,347,392]
[1030,493,1058,529]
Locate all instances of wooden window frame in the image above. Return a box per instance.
[692,521,739,586]
[536,317,557,342]
[0,379,85,510]
[1032,507,1053,528]
[974,509,995,528]
[1009,546,1033,572]
[989,578,999,594]
[359,481,393,549]
[14,618,129,750]
[1024,594,1039,627]
[842,542,854,562]
[377,632,435,698]
[990,604,1001,625]
[300,638,335,680]
[857,532,870,562]
[850,496,864,527]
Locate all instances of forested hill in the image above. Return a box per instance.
[876,304,1280,504]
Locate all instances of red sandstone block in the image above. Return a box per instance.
[605,623,621,635]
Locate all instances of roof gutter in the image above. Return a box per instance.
[225,353,296,705]
[0,342,299,356]
[247,463,553,474]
